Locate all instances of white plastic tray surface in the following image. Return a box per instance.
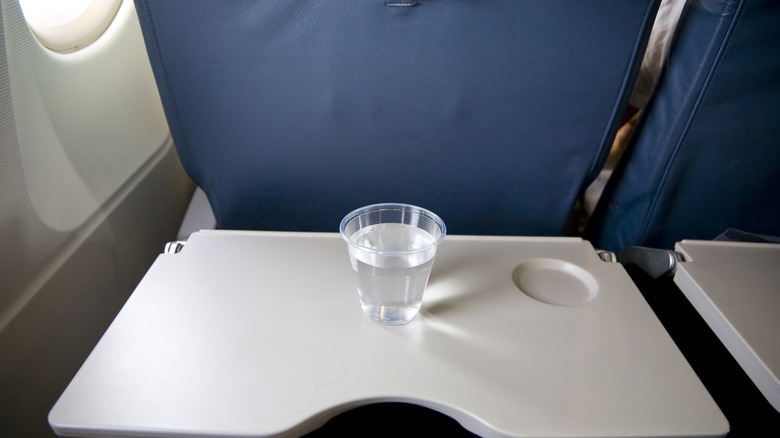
[49,231,727,437]
[674,240,780,413]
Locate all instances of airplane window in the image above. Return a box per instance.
[19,0,122,53]
[5,0,170,233]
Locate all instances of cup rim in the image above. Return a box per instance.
[339,203,447,255]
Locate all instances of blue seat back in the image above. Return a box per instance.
[586,0,780,252]
[134,0,660,234]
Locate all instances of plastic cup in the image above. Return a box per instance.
[340,203,446,325]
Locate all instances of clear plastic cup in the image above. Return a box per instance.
[340,203,446,325]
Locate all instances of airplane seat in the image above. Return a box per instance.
[585,0,780,253]
[133,0,661,236]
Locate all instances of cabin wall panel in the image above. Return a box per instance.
[0,0,195,435]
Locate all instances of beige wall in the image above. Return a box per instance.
[0,1,194,435]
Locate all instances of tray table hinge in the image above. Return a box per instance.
[163,241,187,254]
[596,250,617,263]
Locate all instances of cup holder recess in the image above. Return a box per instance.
[512,258,599,306]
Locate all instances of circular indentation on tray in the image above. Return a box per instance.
[512,258,598,306]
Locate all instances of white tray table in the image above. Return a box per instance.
[674,240,780,413]
[49,231,728,437]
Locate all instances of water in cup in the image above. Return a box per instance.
[350,223,438,324]
[340,203,446,325]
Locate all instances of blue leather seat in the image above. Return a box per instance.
[134,0,660,235]
[586,0,780,252]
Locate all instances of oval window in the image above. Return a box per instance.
[19,0,123,53]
